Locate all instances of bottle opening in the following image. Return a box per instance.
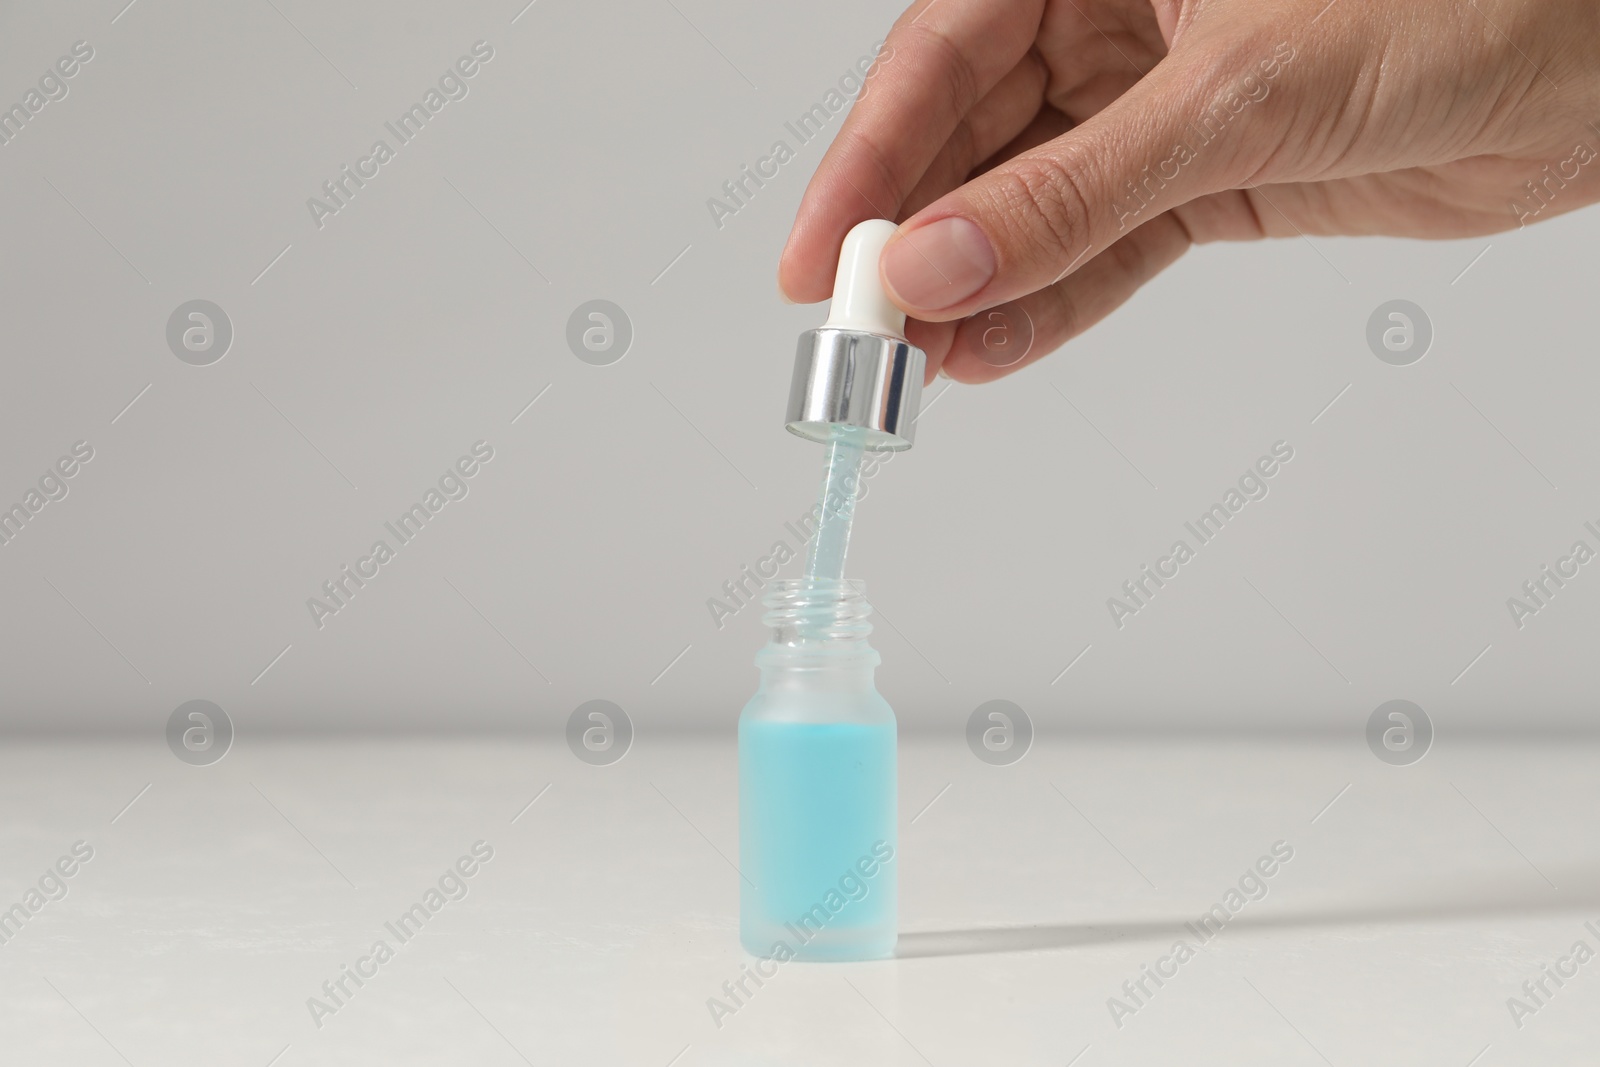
[761,577,874,649]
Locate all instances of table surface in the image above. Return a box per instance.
[1,735,1595,1066]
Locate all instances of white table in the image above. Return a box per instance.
[1,735,1594,1066]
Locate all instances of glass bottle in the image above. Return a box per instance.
[738,577,897,961]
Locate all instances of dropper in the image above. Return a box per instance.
[804,426,865,580]
[786,219,927,581]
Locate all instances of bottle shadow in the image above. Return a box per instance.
[896,869,1600,959]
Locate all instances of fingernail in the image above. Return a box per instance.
[881,217,996,312]
[777,265,795,304]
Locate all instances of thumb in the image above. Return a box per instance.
[878,35,1297,320]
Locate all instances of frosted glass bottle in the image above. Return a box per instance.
[738,578,897,961]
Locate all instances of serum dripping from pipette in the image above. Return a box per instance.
[739,219,925,962]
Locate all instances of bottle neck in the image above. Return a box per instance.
[755,578,879,677]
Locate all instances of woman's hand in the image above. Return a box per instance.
[778,0,1600,382]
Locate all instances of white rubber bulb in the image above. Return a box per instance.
[822,218,907,340]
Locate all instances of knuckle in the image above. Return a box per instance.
[897,20,983,119]
[840,126,911,214]
[984,153,1093,261]
[945,116,977,177]
[1105,231,1153,284]
[1041,283,1082,345]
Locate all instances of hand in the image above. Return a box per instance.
[778,0,1600,383]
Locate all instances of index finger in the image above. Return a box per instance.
[778,0,1046,304]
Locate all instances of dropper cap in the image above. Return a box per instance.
[785,219,926,451]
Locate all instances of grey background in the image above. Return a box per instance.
[0,0,1595,735]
